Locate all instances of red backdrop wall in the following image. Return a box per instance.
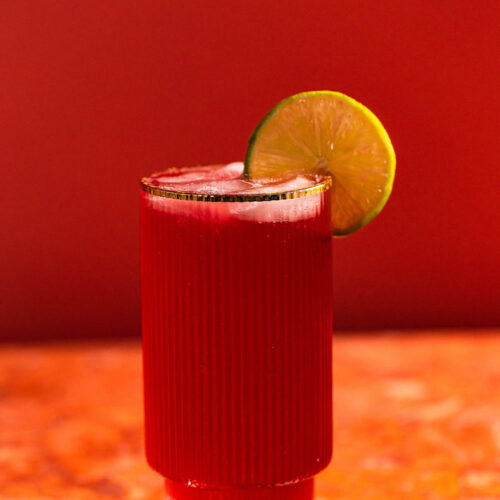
[1,1,499,340]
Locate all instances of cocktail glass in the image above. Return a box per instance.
[140,163,333,499]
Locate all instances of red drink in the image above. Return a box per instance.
[140,163,333,499]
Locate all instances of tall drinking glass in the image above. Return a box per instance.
[140,164,333,500]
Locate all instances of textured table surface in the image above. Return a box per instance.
[1,331,499,499]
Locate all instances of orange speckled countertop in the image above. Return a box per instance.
[1,331,499,499]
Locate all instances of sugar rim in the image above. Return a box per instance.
[141,166,332,203]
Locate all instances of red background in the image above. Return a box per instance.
[1,1,498,341]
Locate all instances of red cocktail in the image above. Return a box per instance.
[140,163,333,499]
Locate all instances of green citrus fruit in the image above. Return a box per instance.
[244,91,396,236]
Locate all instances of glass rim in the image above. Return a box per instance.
[141,167,332,203]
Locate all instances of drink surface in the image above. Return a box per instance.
[141,163,331,223]
[140,163,333,488]
[143,162,324,195]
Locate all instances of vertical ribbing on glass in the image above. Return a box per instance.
[140,191,333,488]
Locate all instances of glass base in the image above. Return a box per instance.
[165,478,314,500]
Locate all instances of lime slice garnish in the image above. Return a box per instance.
[244,91,396,236]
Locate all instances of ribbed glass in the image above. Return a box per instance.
[140,176,333,492]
